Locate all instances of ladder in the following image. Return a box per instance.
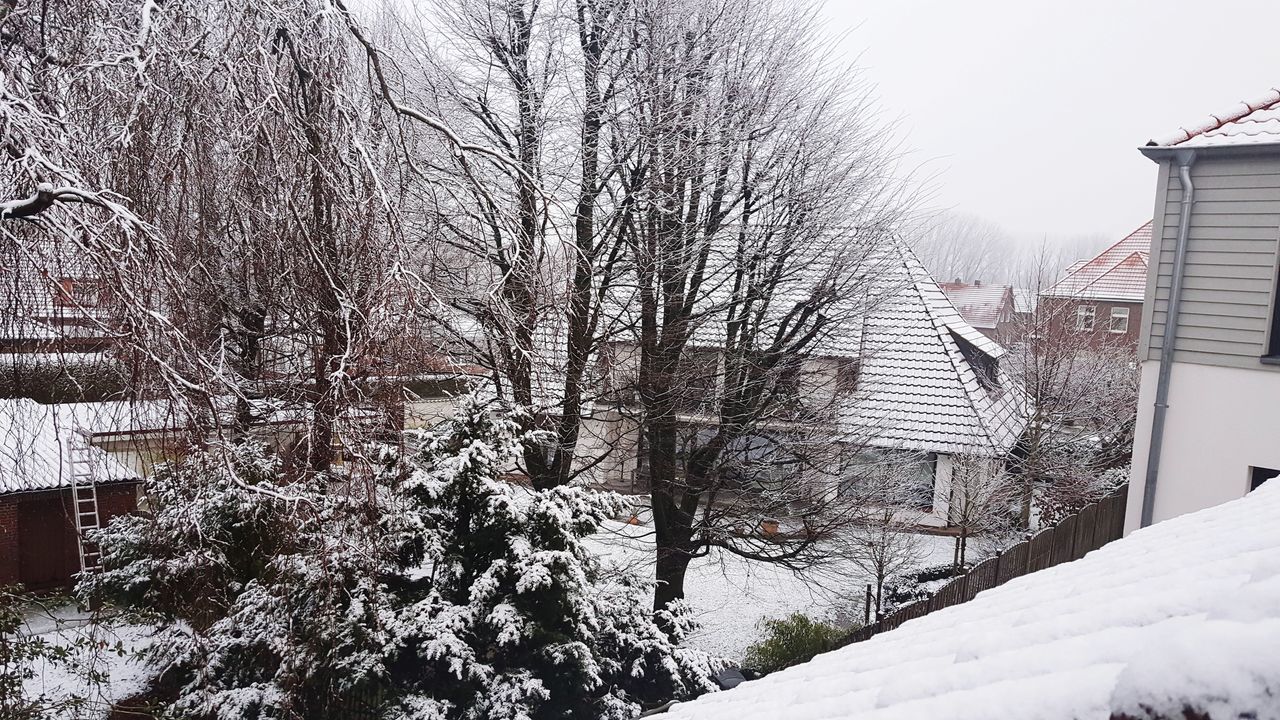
[68,440,103,573]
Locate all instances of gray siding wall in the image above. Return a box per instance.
[1141,155,1280,370]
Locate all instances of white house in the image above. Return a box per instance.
[573,240,1027,528]
[1126,89,1280,532]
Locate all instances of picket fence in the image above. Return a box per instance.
[837,484,1130,647]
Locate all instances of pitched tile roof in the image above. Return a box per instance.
[1148,88,1280,148]
[1041,222,1152,302]
[937,283,1014,330]
[845,244,1025,457]
[663,480,1280,720]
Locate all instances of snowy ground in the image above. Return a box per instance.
[587,518,956,661]
[19,603,159,718]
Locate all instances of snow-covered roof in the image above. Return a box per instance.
[1012,288,1036,315]
[937,283,1013,330]
[844,243,1025,456]
[1148,88,1280,148]
[1041,222,1152,302]
[664,480,1280,720]
[0,399,138,494]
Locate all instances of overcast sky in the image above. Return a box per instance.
[821,1,1280,244]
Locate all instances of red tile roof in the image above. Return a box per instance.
[1148,88,1280,148]
[1042,222,1152,302]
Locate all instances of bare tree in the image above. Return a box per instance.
[1005,250,1139,527]
[908,211,1015,284]
[843,464,929,616]
[946,455,1019,568]
[608,0,912,617]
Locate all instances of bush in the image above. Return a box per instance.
[743,613,846,674]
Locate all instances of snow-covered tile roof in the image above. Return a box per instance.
[1148,88,1280,148]
[664,481,1280,720]
[937,283,1013,330]
[0,399,138,494]
[1041,222,1152,302]
[844,244,1025,457]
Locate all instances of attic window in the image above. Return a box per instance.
[950,330,999,391]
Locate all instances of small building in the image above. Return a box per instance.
[1039,222,1151,349]
[0,399,140,590]
[938,280,1017,342]
[1126,89,1280,532]
[659,479,1280,720]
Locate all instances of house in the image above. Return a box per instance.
[578,241,1028,528]
[0,250,116,355]
[938,280,1016,342]
[1039,221,1151,349]
[0,399,141,590]
[1126,90,1280,532]
[659,478,1280,720]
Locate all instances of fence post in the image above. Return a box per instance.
[864,584,873,626]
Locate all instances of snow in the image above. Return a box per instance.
[588,518,956,661]
[20,605,160,717]
[660,481,1280,720]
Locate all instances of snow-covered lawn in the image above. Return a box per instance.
[19,604,159,718]
[588,518,956,661]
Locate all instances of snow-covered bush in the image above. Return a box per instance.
[83,397,716,719]
[82,444,395,718]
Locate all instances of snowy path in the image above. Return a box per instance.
[588,519,956,660]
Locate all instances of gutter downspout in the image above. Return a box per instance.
[1140,150,1196,528]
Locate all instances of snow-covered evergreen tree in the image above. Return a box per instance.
[82,444,395,719]
[83,397,716,719]
[386,396,717,720]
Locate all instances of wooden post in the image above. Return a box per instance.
[864,584,873,626]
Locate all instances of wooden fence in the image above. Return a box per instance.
[838,484,1129,647]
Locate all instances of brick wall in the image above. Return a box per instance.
[0,496,18,586]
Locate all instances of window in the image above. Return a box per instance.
[835,358,861,395]
[1075,305,1096,332]
[1109,307,1130,334]
[1268,263,1280,358]
[1250,466,1279,493]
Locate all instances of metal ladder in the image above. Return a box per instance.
[68,440,103,573]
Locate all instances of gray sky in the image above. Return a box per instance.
[821,1,1280,243]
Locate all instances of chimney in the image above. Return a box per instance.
[975,280,982,287]
[953,277,962,284]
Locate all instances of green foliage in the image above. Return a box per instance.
[0,588,109,719]
[743,613,846,674]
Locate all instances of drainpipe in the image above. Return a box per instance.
[1140,150,1196,528]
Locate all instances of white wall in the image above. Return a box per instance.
[1125,360,1280,533]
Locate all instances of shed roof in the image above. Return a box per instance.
[1041,222,1151,302]
[0,399,138,494]
[663,480,1280,720]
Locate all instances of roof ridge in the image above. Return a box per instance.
[1148,88,1280,147]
